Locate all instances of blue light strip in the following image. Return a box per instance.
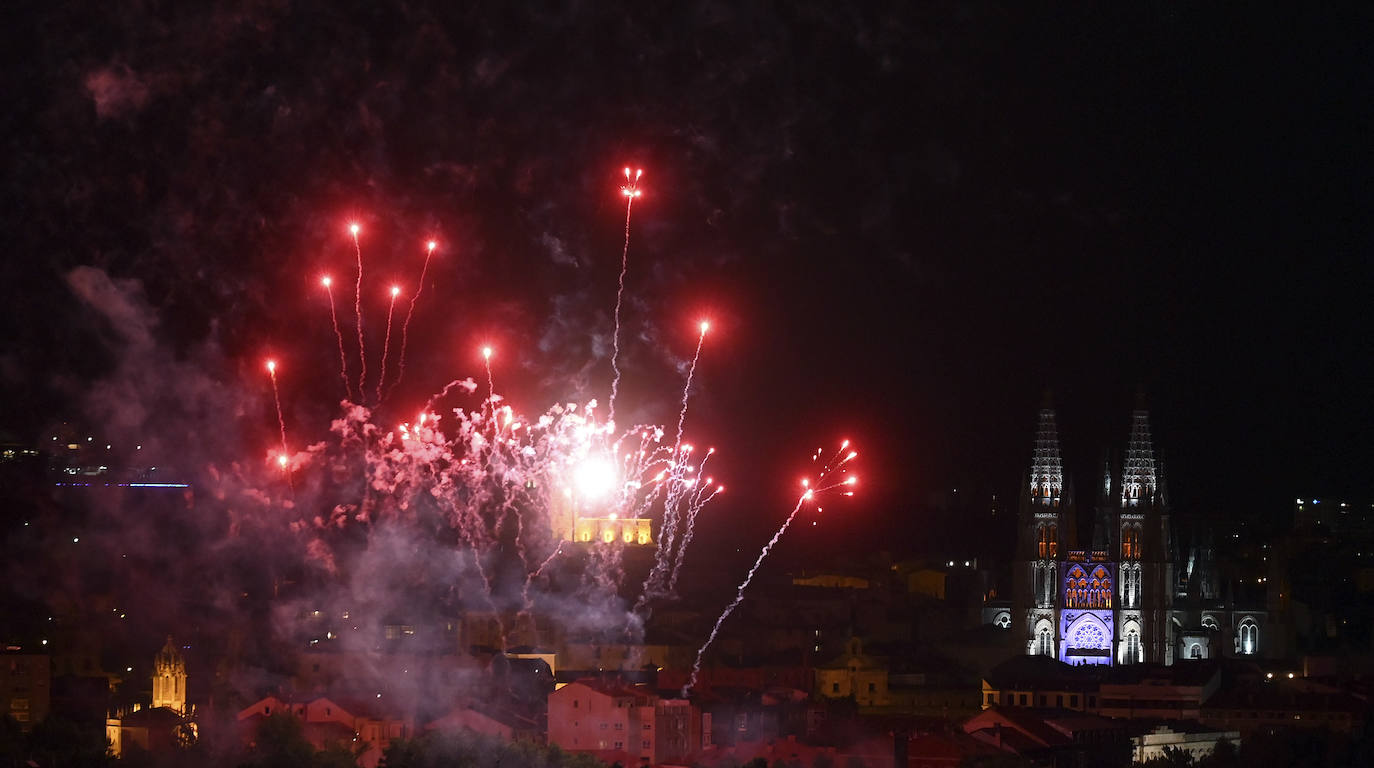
[54,482,191,489]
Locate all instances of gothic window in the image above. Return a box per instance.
[1190,643,1202,659]
[1122,525,1141,560]
[1036,626,1053,656]
[1048,524,1058,557]
[1202,616,1219,631]
[994,613,1011,629]
[1037,525,1048,559]
[1124,630,1142,664]
[1238,620,1259,655]
[1070,620,1108,650]
[1121,565,1140,609]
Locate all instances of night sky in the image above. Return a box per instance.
[3,2,1372,564]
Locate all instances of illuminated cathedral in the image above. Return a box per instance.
[1007,401,1274,666]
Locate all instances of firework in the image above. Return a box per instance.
[607,167,643,425]
[481,346,495,407]
[321,275,352,400]
[350,223,366,400]
[376,284,401,402]
[681,441,858,698]
[266,359,288,460]
[392,240,438,396]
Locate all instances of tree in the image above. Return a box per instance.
[1197,738,1238,768]
[1138,745,1194,768]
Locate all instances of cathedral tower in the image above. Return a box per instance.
[152,637,187,713]
[1113,406,1174,664]
[1013,405,1076,658]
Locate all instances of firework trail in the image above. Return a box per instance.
[482,346,495,410]
[675,322,709,445]
[634,321,712,604]
[321,276,352,401]
[350,223,367,401]
[376,285,400,402]
[266,359,288,458]
[391,240,437,396]
[681,443,857,698]
[607,167,642,425]
[668,455,723,592]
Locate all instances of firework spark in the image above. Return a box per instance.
[392,239,437,396]
[350,223,367,402]
[607,167,643,425]
[321,275,351,401]
[481,345,495,408]
[682,441,858,697]
[376,284,401,402]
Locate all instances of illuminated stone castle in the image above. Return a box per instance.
[548,468,653,546]
[1010,401,1272,666]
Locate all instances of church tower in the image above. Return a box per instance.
[1014,404,1076,658]
[152,637,187,713]
[1113,406,1174,664]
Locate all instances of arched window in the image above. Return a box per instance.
[1190,643,1202,659]
[1037,525,1048,559]
[1202,616,1218,631]
[1121,525,1141,560]
[1036,626,1054,656]
[1121,564,1140,609]
[1123,628,1142,664]
[1048,524,1058,557]
[1238,620,1259,655]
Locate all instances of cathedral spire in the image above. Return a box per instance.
[1120,407,1157,507]
[1029,404,1063,506]
[1099,456,1113,505]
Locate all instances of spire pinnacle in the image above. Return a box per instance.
[1120,408,1157,507]
[1101,456,1113,501]
[1029,407,1063,506]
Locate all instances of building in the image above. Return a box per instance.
[1132,724,1240,763]
[1010,401,1274,666]
[814,638,889,707]
[547,462,654,545]
[237,694,413,768]
[1,651,50,731]
[1199,680,1368,735]
[1095,661,1221,720]
[106,638,195,758]
[979,656,1099,712]
[963,706,1128,765]
[547,678,707,765]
